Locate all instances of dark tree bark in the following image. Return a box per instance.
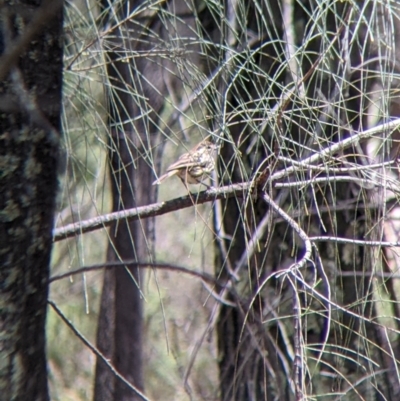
[0,1,64,401]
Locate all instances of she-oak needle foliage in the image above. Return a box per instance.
[50,1,400,400]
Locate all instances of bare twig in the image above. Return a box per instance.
[48,300,152,401]
[262,192,312,272]
[53,183,248,241]
[275,175,397,191]
[310,236,400,247]
[49,260,220,286]
[271,118,400,182]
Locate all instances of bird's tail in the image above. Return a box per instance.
[152,170,178,185]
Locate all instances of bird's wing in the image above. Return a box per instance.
[166,155,197,172]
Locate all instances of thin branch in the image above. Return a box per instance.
[271,118,400,182]
[263,192,312,271]
[339,271,400,278]
[233,210,271,277]
[282,0,305,100]
[310,236,400,247]
[213,173,237,279]
[48,300,152,401]
[275,175,398,191]
[53,183,248,241]
[278,156,396,173]
[289,275,305,401]
[49,260,220,286]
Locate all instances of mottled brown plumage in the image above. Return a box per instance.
[153,140,219,186]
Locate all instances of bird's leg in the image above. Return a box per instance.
[199,175,216,190]
[180,177,190,191]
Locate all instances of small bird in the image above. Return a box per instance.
[153,139,219,187]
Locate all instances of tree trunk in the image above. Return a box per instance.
[0,1,63,400]
[94,1,201,400]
